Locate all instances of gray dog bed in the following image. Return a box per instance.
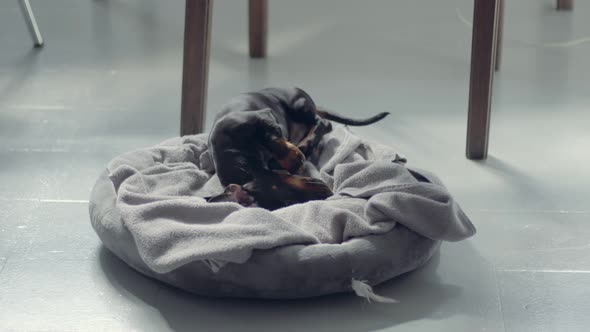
[89,126,475,300]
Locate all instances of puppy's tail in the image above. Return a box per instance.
[316,109,390,126]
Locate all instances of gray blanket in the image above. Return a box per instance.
[107,126,475,274]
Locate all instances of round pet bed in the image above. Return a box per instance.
[89,126,475,299]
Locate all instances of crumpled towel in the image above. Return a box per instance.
[107,126,475,274]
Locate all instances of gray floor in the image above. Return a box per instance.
[1,0,590,331]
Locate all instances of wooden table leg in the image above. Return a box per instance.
[466,0,498,160]
[557,0,573,10]
[180,0,212,136]
[494,0,504,71]
[249,0,268,58]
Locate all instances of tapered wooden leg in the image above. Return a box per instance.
[494,0,504,71]
[249,0,267,58]
[466,0,498,160]
[180,0,212,136]
[557,0,573,10]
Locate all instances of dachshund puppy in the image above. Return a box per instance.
[207,87,389,210]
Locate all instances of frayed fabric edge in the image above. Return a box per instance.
[200,263,398,303]
[202,259,227,273]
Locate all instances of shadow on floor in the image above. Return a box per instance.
[98,243,470,332]
[0,49,40,106]
[472,155,563,210]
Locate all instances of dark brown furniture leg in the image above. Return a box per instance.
[466,0,498,160]
[180,0,213,136]
[249,0,268,58]
[557,0,573,10]
[494,0,504,71]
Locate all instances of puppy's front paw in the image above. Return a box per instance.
[208,184,257,207]
[278,141,305,174]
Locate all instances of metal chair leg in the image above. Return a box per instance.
[494,0,504,72]
[18,0,44,47]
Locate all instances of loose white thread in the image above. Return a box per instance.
[351,279,399,304]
